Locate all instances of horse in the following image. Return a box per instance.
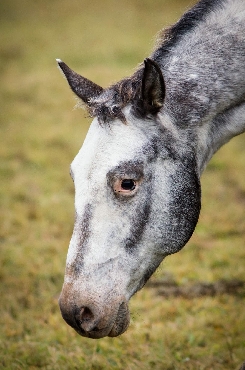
[57,0,245,340]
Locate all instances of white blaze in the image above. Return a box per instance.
[67,110,150,268]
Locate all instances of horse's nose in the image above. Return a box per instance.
[59,293,99,333]
[74,306,98,333]
[59,282,130,338]
[59,292,113,337]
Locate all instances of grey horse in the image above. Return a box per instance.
[57,0,245,339]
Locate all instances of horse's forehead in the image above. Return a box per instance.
[72,117,150,176]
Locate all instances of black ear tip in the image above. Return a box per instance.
[144,58,161,71]
[56,58,64,69]
[56,59,65,72]
[144,58,153,66]
[56,59,68,72]
[56,60,73,80]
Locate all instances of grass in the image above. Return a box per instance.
[0,0,245,369]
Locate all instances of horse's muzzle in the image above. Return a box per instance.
[59,283,130,339]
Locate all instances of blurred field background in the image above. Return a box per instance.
[0,0,245,369]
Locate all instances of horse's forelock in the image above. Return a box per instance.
[87,68,144,125]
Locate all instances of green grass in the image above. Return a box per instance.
[0,0,245,369]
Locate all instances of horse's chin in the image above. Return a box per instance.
[74,301,130,339]
[108,301,130,337]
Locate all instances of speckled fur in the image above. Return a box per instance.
[58,0,245,339]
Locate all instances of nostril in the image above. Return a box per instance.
[74,306,97,333]
[79,306,94,323]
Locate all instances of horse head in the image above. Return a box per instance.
[57,59,201,338]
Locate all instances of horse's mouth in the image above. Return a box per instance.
[74,301,130,339]
[108,301,130,337]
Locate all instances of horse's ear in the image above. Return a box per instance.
[141,58,165,114]
[56,59,103,104]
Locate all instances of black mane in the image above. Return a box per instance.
[153,0,221,64]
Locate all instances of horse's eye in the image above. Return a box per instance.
[113,178,138,195]
[121,179,136,191]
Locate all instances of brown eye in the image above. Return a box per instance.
[113,178,138,195]
[121,179,136,191]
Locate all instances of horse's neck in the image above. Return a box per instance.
[159,0,245,175]
[195,102,245,174]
